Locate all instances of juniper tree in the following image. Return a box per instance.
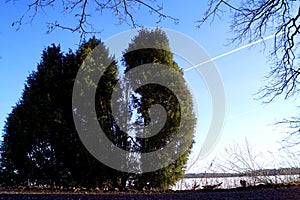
[122,29,196,190]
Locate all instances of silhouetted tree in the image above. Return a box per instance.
[122,29,196,190]
[0,38,128,188]
[1,45,74,185]
[1,29,197,190]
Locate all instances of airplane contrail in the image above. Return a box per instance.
[184,33,283,72]
[184,33,284,169]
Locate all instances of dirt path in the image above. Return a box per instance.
[0,187,299,200]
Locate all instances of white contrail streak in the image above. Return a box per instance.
[184,33,282,72]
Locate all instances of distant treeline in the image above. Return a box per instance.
[184,168,300,178]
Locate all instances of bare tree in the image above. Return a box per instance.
[8,0,178,40]
[199,0,300,146]
[276,116,300,147]
[199,0,300,102]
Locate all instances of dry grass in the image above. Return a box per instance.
[176,138,300,190]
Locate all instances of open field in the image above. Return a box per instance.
[0,185,299,200]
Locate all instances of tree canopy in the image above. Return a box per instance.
[0,38,125,188]
[122,29,196,190]
[0,29,196,190]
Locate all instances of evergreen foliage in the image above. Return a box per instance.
[0,38,125,188]
[123,29,196,190]
[0,29,196,190]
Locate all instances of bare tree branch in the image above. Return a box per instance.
[8,0,178,40]
[199,0,300,102]
[196,0,241,27]
[216,139,264,176]
[199,0,300,146]
[276,116,300,147]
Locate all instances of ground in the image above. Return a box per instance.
[0,184,299,200]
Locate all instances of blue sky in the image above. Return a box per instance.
[1,1,298,172]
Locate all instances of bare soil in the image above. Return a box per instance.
[0,185,299,200]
